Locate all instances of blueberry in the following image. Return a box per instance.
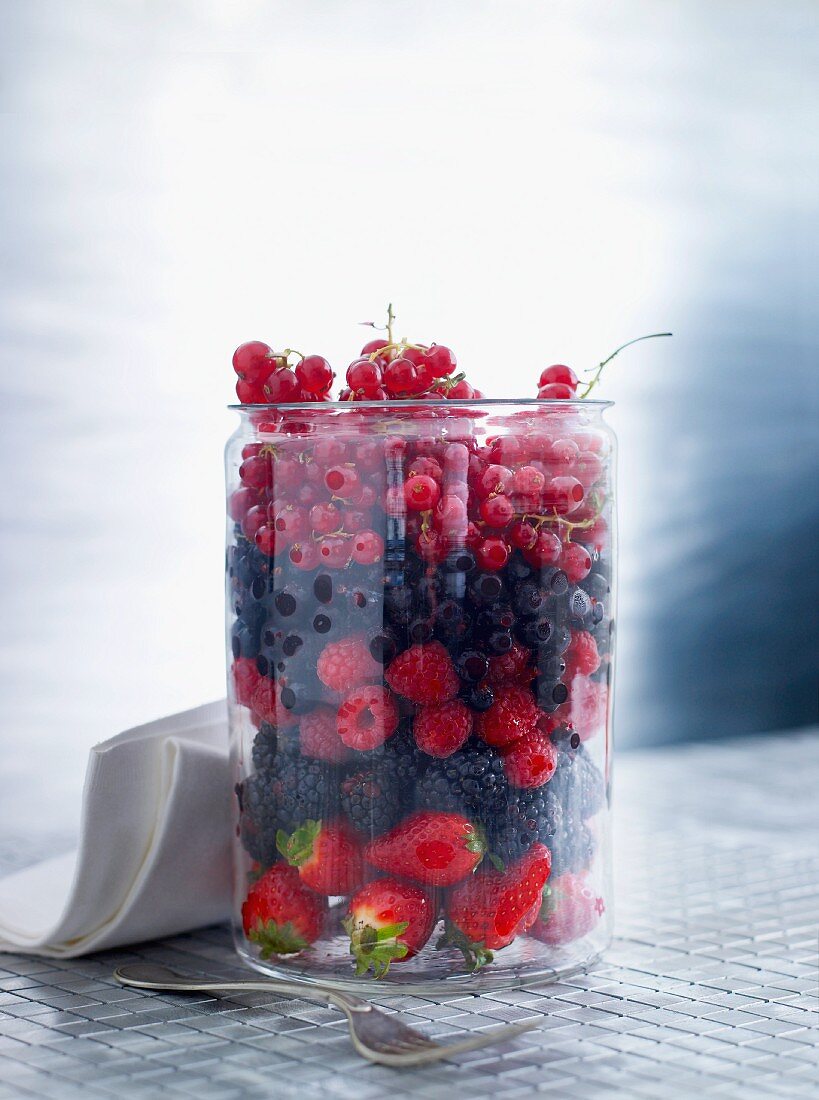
[260,619,283,649]
[456,649,489,684]
[274,582,304,619]
[485,629,514,655]
[548,624,572,656]
[536,679,568,708]
[469,572,505,604]
[367,627,399,664]
[311,613,333,635]
[566,586,592,625]
[514,583,548,618]
[435,599,464,634]
[506,552,535,586]
[409,617,434,644]
[313,573,333,604]
[236,593,267,632]
[279,682,316,714]
[541,567,569,596]
[520,618,554,647]
[231,619,260,659]
[444,548,476,574]
[538,654,567,680]
[463,684,495,711]
[282,633,304,657]
[581,571,610,603]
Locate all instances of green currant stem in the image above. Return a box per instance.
[386,302,395,344]
[579,332,672,398]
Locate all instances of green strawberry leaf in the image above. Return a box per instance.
[343,918,410,979]
[435,923,494,972]
[276,820,321,868]
[464,823,488,861]
[248,918,310,958]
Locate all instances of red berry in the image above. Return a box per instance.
[228,487,259,523]
[487,641,533,685]
[341,506,373,531]
[337,685,399,751]
[475,536,509,572]
[250,678,299,729]
[538,364,578,391]
[316,535,352,569]
[277,819,364,896]
[232,657,262,708]
[407,455,443,480]
[474,464,513,500]
[512,465,545,497]
[360,337,390,357]
[546,476,585,515]
[232,341,273,381]
[288,541,320,570]
[560,541,593,583]
[350,529,384,565]
[313,438,346,466]
[529,872,604,945]
[502,729,558,788]
[404,474,440,512]
[433,494,468,538]
[525,529,562,567]
[479,494,514,528]
[426,344,457,377]
[236,378,265,404]
[564,630,601,680]
[475,684,540,747]
[385,641,460,704]
[263,367,301,402]
[344,878,436,976]
[296,354,334,396]
[364,811,485,887]
[566,674,608,740]
[444,378,474,399]
[413,699,473,758]
[299,706,351,763]
[254,523,277,556]
[383,356,427,396]
[242,864,326,956]
[509,520,537,551]
[324,466,361,499]
[550,437,580,468]
[242,504,270,542]
[346,357,384,394]
[274,504,308,544]
[537,383,575,400]
[575,451,604,488]
[445,844,552,963]
[309,501,341,535]
[239,455,271,490]
[317,634,381,692]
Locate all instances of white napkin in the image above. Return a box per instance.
[0,701,233,958]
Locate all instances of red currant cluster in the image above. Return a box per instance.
[340,338,480,401]
[233,342,335,405]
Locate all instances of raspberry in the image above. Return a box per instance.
[385,642,459,704]
[299,706,351,763]
[251,678,299,729]
[475,684,540,747]
[413,700,472,758]
[564,630,601,680]
[337,686,399,751]
[317,634,381,693]
[566,674,608,741]
[232,657,262,708]
[487,641,534,686]
[502,729,558,788]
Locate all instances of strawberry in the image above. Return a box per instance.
[364,810,486,887]
[276,818,364,896]
[241,864,327,957]
[442,843,551,969]
[343,877,436,977]
[529,872,605,945]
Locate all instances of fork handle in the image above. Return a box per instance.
[114,964,372,1014]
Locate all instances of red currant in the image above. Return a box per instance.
[479,494,514,528]
[289,542,320,570]
[242,504,269,542]
[575,451,604,488]
[525,529,562,567]
[444,378,474,399]
[351,529,384,564]
[550,438,580,468]
[228,487,258,522]
[474,464,513,500]
[475,536,510,571]
[509,519,537,551]
[361,338,390,357]
[317,535,352,569]
[313,439,346,466]
[560,541,592,583]
[232,341,273,381]
[296,355,334,395]
[547,476,584,515]
[346,357,383,394]
[426,344,457,377]
[274,505,309,543]
[404,475,441,512]
[341,506,373,530]
[383,357,427,397]
[434,494,468,538]
[324,466,361,499]
[263,367,300,402]
[407,455,443,480]
[538,364,578,390]
[537,383,574,400]
[254,524,277,556]
[512,465,546,497]
[236,378,265,404]
[309,501,341,534]
[239,455,272,490]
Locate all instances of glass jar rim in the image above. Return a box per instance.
[228,398,614,411]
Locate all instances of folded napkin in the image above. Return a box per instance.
[0,701,233,958]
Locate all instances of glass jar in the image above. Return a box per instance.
[226,400,615,991]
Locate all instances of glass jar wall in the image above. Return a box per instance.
[226,400,615,991]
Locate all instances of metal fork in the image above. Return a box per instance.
[114,963,535,1067]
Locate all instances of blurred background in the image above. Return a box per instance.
[0,0,817,833]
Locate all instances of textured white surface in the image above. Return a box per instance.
[0,730,816,1097]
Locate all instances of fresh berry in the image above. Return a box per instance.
[426,344,457,377]
[264,367,301,402]
[324,465,361,499]
[529,872,604,945]
[442,844,552,967]
[364,810,486,886]
[299,707,351,763]
[413,699,473,758]
[475,684,540,747]
[525,530,562,567]
[351,529,384,565]
[276,818,364,895]
[404,475,441,512]
[474,464,513,500]
[341,768,402,836]
[242,864,326,956]
[344,878,436,976]
[233,341,274,381]
[537,382,574,400]
[475,536,510,572]
[415,741,508,823]
[538,365,578,391]
[479,494,514,528]
[337,686,399,751]
[564,630,601,679]
[566,674,608,740]
[547,477,585,516]
[385,642,460,704]
[317,634,381,692]
[560,541,593,583]
[233,657,262,708]
[487,641,533,685]
[502,730,558,788]
[296,355,334,396]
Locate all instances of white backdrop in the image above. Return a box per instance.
[1,0,817,834]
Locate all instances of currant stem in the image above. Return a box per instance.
[580,332,672,398]
[386,302,395,345]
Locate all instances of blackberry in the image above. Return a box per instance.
[341,767,403,836]
[266,752,339,834]
[250,722,279,772]
[415,740,508,824]
[238,772,280,867]
[550,740,606,820]
[489,786,548,864]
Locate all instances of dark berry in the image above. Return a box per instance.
[456,649,489,684]
[462,683,495,711]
